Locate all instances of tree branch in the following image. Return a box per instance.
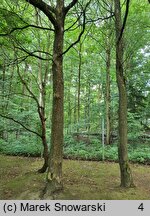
[86,13,114,24]
[15,46,52,61]
[15,62,40,108]
[6,55,37,66]
[0,92,34,99]
[62,1,92,55]
[0,113,42,138]
[62,18,85,55]
[65,0,78,15]
[26,0,57,28]
[64,15,81,32]
[0,25,54,37]
[118,0,130,42]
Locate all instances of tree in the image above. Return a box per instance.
[104,17,114,145]
[35,8,50,173]
[25,0,92,195]
[114,0,134,187]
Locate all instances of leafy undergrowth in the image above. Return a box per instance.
[1,137,150,164]
[63,144,150,164]
[0,155,150,200]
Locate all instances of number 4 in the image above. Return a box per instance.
[138,203,144,211]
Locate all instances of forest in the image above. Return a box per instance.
[0,0,150,200]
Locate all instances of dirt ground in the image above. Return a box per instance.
[0,155,149,200]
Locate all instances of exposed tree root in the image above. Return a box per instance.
[40,180,63,199]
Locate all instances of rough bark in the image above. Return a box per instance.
[114,0,134,187]
[44,1,65,195]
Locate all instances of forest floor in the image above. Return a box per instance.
[0,155,150,200]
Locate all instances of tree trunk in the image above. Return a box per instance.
[105,46,111,145]
[77,42,82,134]
[26,0,78,196]
[38,106,49,173]
[87,81,91,135]
[74,79,77,125]
[36,9,49,173]
[114,0,134,187]
[68,84,72,134]
[45,4,65,195]
[0,63,6,139]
